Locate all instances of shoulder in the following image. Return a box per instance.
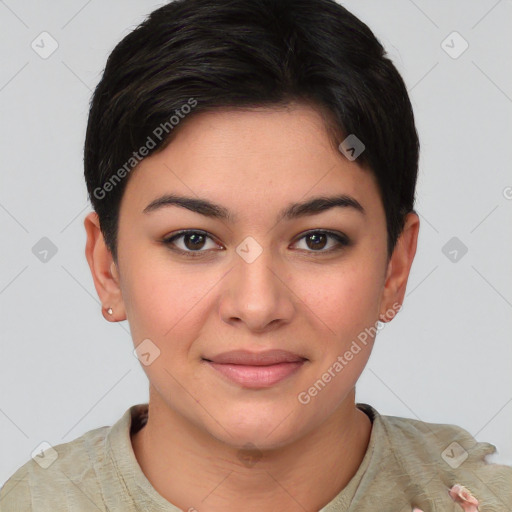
[376,408,512,509]
[380,410,505,468]
[0,424,110,511]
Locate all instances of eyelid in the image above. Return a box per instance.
[292,229,349,245]
[162,229,223,252]
[291,230,350,255]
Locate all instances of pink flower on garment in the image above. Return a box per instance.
[448,484,480,511]
[412,484,480,512]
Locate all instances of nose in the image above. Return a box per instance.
[218,241,295,333]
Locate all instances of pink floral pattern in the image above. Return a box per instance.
[448,484,480,511]
[412,484,480,512]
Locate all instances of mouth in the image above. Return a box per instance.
[202,349,308,389]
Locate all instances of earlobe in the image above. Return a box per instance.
[84,211,126,322]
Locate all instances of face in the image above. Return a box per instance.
[89,104,410,450]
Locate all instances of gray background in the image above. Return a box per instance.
[1,0,511,487]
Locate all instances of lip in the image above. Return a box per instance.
[202,349,307,389]
[204,349,307,365]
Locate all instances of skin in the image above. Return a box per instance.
[84,103,419,511]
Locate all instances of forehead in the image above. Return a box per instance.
[121,105,383,222]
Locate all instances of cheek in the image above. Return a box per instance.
[297,263,383,404]
[121,254,216,345]
[301,259,383,339]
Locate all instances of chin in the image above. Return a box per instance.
[209,412,306,451]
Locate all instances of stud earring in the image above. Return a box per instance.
[107,307,113,315]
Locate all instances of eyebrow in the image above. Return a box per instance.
[143,193,365,223]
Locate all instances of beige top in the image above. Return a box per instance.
[1,402,511,511]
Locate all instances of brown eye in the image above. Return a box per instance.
[293,230,349,253]
[182,232,207,250]
[162,230,221,257]
[304,232,328,250]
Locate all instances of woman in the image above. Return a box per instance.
[1,0,510,510]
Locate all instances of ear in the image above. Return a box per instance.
[379,212,420,322]
[84,211,126,322]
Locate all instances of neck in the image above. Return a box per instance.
[131,387,372,512]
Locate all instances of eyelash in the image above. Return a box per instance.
[161,229,350,258]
